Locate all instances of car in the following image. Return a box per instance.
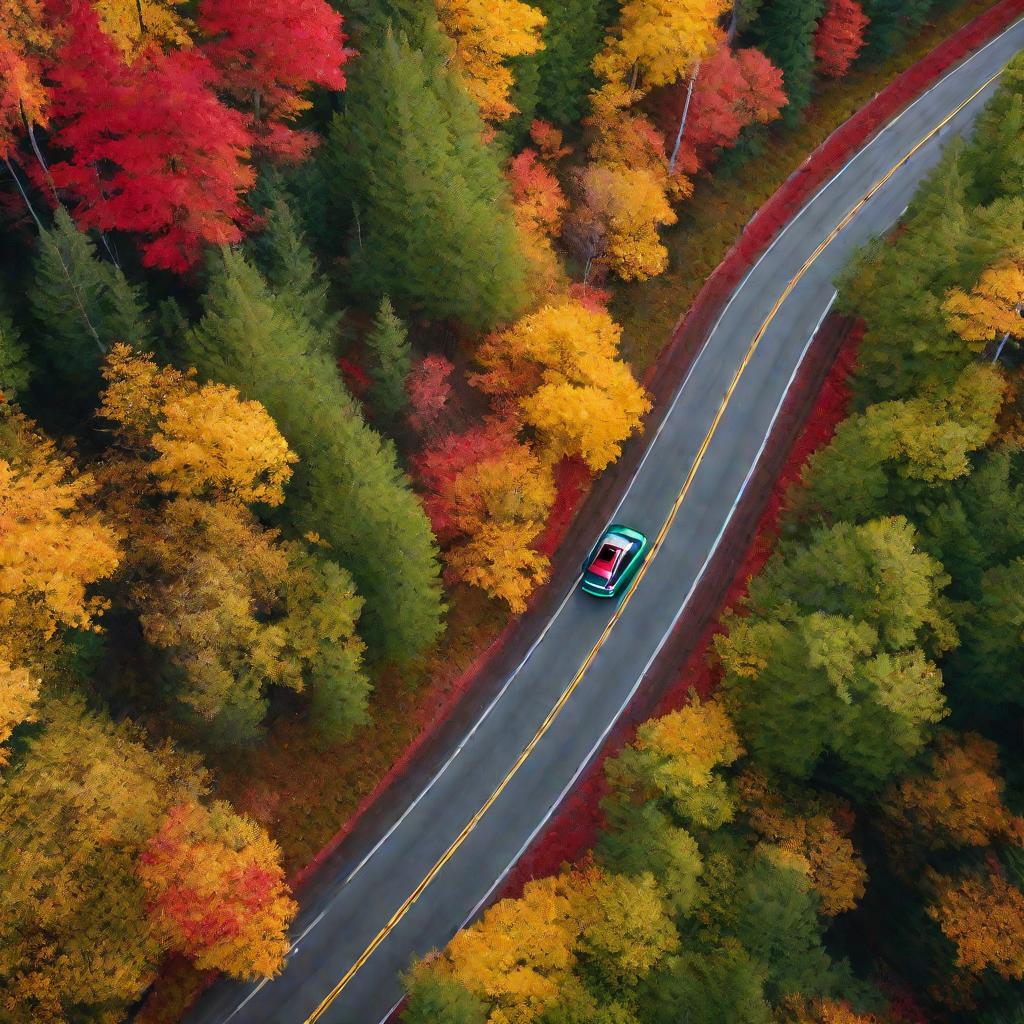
[580,524,648,598]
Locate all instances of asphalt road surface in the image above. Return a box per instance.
[186,22,1024,1024]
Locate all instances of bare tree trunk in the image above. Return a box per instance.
[135,0,146,37]
[668,62,701,177]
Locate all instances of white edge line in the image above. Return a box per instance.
[374,290,838,1024]
[221,19,1021,1020]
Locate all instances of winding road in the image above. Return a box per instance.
[186,21,1024,1024]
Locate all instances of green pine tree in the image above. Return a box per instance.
[189,250,444,662]
[322,28,529,330]
[860,0,934,59]
[29,209,149,413]
[752,0,824,129]
[366,296,412,424]
[0,298,31,400]
[402,974,488,1024]
[248,184,342,341]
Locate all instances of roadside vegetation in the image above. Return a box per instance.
[402,58,1024,1024]
[0,0,1015,1020]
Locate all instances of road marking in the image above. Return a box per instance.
[302,63,1006,1024]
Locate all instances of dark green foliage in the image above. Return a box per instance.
[248,188,341,341]
[321,29,528,330]
[639,945,771,1024]
[188,250,444,662]
[529,0,614,129]
[964,54,1024,205]
[730,850,837,1002]
[366,296,412,424]
[29,209,150,414]
[0,298,31,400]
[860,0,935,59]
[598,801,703,914]
[751,0,824,128]
[402,974,488,1024]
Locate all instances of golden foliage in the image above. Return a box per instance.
[928,870,1024,980]
[93,0,193,60]
[739,772,867,916]
[443,445,555,612]
[435,0,546,122]
[0,655,38,767]
[473,299,651,470]
[592,0,727,91]
[0,0,57,151]
[0,406,120,661]
[944,257,1024,351]
[101,344,296,507]
[880,732,1017,853]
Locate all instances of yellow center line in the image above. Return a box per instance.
[303,67,1003,1024]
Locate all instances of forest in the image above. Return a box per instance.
[0,0,1017,1020]
[401,57,1024,1024]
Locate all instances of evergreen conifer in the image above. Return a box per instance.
[0,299,30,400]
[366,296,412,424]
[189,250,444,662]
[322,29,528,330]
[752,0,824,128]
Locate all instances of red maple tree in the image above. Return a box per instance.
[657,44,786,173]
[46,3,255,272]
[199,0,353,160]
[815,0,869,78]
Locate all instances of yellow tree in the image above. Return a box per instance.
[92,0,194,61]
[0,405,121,665]
[443,873,578,1023]
[0,699,208,1022]
[138,799,296,978]
[435,0,546,123]
[592,0,727,92]
[928,870,1024,980]
[443,442,555,612]
[97,346,366,741]
[0,657,38,768]
[473,299,651,470]
[943,257,1024,352]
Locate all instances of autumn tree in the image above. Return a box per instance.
[188,250,443,662]
[739,773,866,916]
[472,299,651,470]
[366,296,412,424]
[657,44,786,172]
[29,208,150,410]
[46,3,255,272]
[604,699,745,831]
[792,364,1005,527]
[408,354,455,435]
[97,344,369,740]
[138,800,296,977]
[0,699,294,1022]
[592,0,727,93]
[751,0,823,126]
[943,256,1024,352]
[435,0,546,123]
[814,0,868,78]
[93,0,192,60]
[880,732,1017,857]
[198,0,352,160]
[718,517,950,792]
[0,0,55,158]
[322,28,528,330]
[0,403,120,669]
[927,870,1024,981]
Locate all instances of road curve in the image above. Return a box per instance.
[186,22,1024,1024]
